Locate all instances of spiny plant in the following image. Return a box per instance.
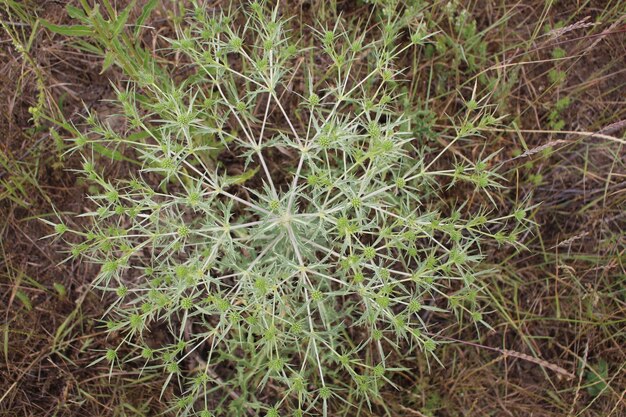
[47,1,531,416]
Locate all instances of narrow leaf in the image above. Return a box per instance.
[112,0,135,38]
[101,51,116,73]
[53,283,67,298]
[92,143,139,165]
[65,5,88,22]
[224,167,259,186]
[41,20,93,37]
[15,290,32,311]
[134,0,159,37]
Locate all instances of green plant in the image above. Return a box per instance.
[48,1,530,415]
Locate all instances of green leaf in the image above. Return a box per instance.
[92,143,140,165]
[134,0,158,37]
[224,167,259,186]
[2,324,8,363]
[101,51,116,73]
[75,40,104,55]
[127,131,151,142]
[15,290,32,311]
[65,5,88,22]
[112,0,135,38]
[585,359,609,397]
[53,283,67,298]
[41,20,93,37]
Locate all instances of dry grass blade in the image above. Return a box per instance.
[503,139,569,164]
[546,16,596,39]
[598,118,626,135]
[581,16,626,56]
[497,348,576,380]
[550,231,590,249]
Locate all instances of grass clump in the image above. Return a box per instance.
[49,1,530,415]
